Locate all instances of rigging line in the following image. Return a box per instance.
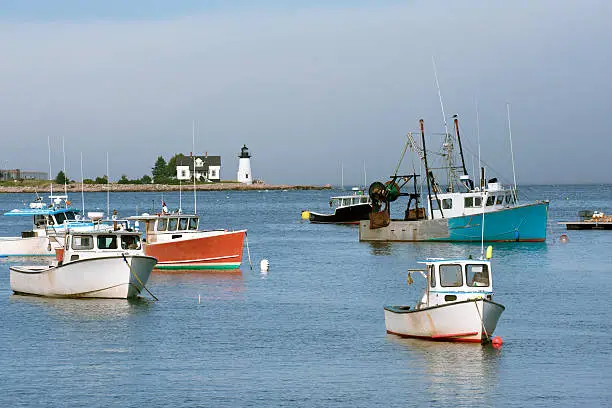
[507,103,519,204]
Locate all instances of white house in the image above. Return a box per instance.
[176,155,221,182]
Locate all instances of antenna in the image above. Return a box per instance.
[341,161,344,190]
[80,152,85,214]
[507,103,519,204]
[192,120,197,214]
[179,179,182,214]
[106,152,110,220]
[432,56,454,191]
[363,160,367,190]
[47,135,53,199]
[476,100,485,258]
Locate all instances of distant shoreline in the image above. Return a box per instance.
[0,182,333,194]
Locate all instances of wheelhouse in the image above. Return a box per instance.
[416,259,494,309]
[330,194,371,209]
[153,215,199,232]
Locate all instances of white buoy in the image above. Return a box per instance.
[198,294,201,304]
[260,259,269,272]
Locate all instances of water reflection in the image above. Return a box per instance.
[9,295,153,320]
[387,335,502,405]
[150,269,245,301]
[368,242,395,256]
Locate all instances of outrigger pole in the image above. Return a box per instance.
[453,115,473,190]
[420,119,434,220]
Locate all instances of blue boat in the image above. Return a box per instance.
[0,195,107,256]
[359,117,549,242]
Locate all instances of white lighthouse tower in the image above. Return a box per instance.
[237,144,252,185]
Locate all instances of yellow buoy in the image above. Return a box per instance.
[301,210,310,220]
[486,245,493,259]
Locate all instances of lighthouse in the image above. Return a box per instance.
[237,144,252,185]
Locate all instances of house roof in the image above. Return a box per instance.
[176,155,221,169]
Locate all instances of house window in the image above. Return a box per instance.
[442,198,452,209]
[246,173,249,179]
[181,170,187,178]
[211,170,216,178]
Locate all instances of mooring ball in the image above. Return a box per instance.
[260,259,270,271]
[559,234,569,243]
[492,336,503,348]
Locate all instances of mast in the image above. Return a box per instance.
[432,57,455,191]
[453,115,471,189]
[192,120,197,214]
[62,136,67,200]
[80,152,85,214]
[106,152,110,220]
[507,103,519,204]
[47,135,53,200]
[341,162,344,190]
[363,160,367,190]
[420,119,434,220]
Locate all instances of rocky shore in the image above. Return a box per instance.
[0,182,332,193]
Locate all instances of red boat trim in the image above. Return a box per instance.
[156,254,240,265]
[386,330,482,343]
[431,331,479,339]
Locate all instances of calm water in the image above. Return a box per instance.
[0,186,610,407]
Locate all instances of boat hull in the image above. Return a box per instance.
[10,255,157,299]
[144,230,245,270]
[360,201,548,242]
[0,235,62,257]
[309,203,372,224]
[384,299,505,343]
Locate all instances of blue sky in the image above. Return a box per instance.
[0,0,610,185]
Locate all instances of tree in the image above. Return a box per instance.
[55,171,69,185]
[95,175,108,184]
[118,174,130,184]
[152,156,168,183]
[166,153,185,179]
[141,175,152,184]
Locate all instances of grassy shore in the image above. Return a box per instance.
[0,181,332,193]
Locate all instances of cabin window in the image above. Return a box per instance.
[34,215,46,227]
[361,197,369,204]
[442,198,453,209]
[474,196,482,207]
[178,218,188,230]
[54,213,67,224]
[486,196,495,206]
[121,235,140,250]
[496,196,503,205]
[466,264,490,287]
[167,218,178,231]
[72,235,94,250]
[431,200,440,210]
[439,264,462,287]
[65,212,76,220]
[464,197,473,208]
[97,235,118,250]
[157,218,167,231]
[505,194,511,204]
[429,265,436,288]
[188,218,198,230]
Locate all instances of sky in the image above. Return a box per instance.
[0,0,610,185]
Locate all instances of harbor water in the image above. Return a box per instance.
[0,185,610,407]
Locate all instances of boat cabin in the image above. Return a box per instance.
[329,193,371,209]
[415,259,494,309]
[427,179,518,220]
[126,214,201,244]
[57,231,144,265]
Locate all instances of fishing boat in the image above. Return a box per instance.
[10,230,156,299]
[305,189,372,224]
[384,249,505,343]
[0,195,110,257]
[127,211,246,270]
[359,117,549,242]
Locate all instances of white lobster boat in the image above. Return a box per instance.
[384,253,504,344]
[10,230,157,299]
